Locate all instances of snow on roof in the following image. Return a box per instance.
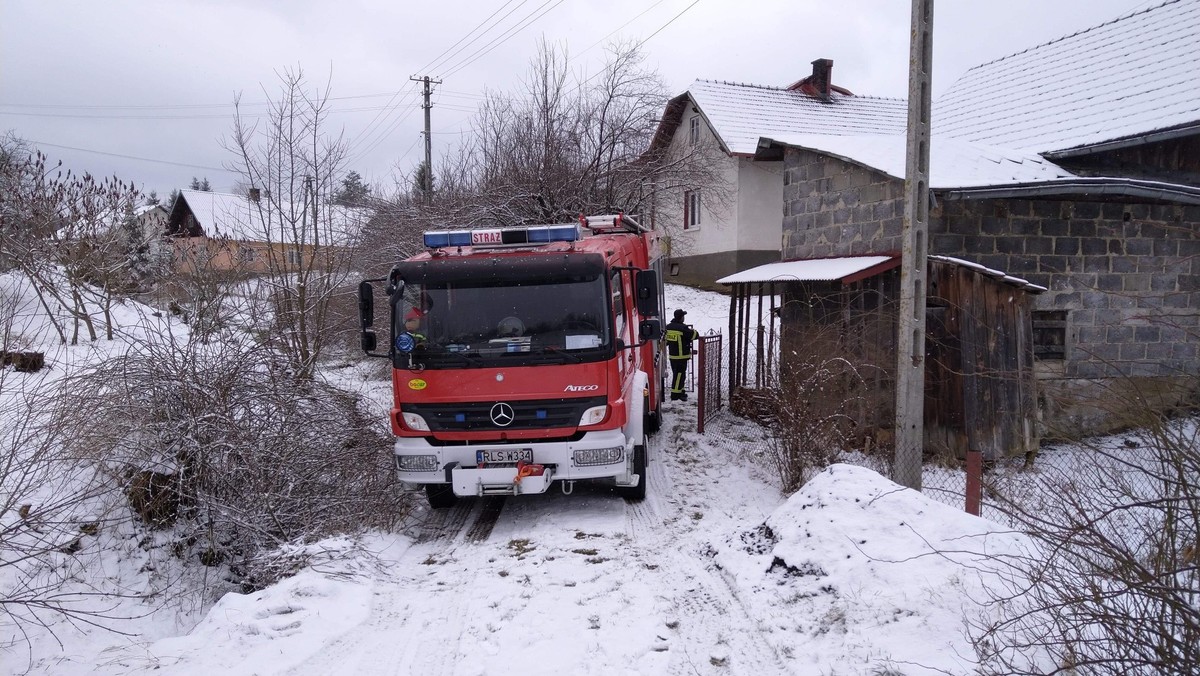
[688,80,907,156]
[761,133,1079,189]
[720,254,1046,293]
[935,0,1200,154]
[179,189,366,246]
[716,255,895,284]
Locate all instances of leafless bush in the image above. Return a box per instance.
[972,398,1199,674]
[58,330,410,589]
[762,356,873,493]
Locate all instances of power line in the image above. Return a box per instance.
[417,0,530,75]
[572,0,669,61]
[28,140,230,172]
[0,90,425,111]
[441,0,567,79]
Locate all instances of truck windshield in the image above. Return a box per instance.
[395,274,612,367]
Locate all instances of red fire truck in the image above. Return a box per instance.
[357,214,665,509]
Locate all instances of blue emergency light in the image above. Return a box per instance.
[423,224,580,248]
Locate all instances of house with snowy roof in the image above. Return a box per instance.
[728,0,1200,442]
[645,59,907,289]
[166,188,365,275]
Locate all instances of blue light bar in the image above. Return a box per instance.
[423,224,580,248]
[423,230,473,248]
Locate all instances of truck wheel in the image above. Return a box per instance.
[425,483,458,509]
[620,442,648,501]
[645,396,661,435]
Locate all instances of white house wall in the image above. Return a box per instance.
[736,158,783,252]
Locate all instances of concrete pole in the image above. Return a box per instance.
[410,75,441,194]
[894,0,934,491]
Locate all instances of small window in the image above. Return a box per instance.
[1032,310,1067,360]
[238,246,256,263]
[669,262,680,277]
[683,190,701,229]
[688,116,700,146]
[287,248,303,266]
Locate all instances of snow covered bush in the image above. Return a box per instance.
[59,331,410,589]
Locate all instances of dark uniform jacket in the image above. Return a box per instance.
[664,320,698,360]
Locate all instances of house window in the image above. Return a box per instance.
[688,115,700,146]
[669,262,680,277]
[683,190,701,229]
[1032,310,1067,360]
[287,248,303,266]
[239,246,256,263]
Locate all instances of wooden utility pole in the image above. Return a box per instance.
[410,75,442,194]
[894,0,934,491]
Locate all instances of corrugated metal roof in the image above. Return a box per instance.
[716,256,895,284]
[719,254,1047,293]
[688,80,907,156]
[935,0,1200,154]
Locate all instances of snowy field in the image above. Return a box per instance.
[1,277,1165,675]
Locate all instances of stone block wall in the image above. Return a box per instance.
[781,148,906,259]
[935,199,1200,382]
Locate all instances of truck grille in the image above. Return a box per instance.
[404,396,607,432]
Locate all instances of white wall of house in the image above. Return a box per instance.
[736,159,783,252]
[656,101,782,264]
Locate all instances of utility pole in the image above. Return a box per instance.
[410,75,442,195]
[894,0,934,491]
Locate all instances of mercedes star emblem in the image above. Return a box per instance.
[490,402,515,427]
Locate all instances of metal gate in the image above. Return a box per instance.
[696,334,723,433]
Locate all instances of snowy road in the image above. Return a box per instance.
[272,397,786,676]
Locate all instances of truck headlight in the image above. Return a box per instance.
[402,412,430,431]
[573,446,624,466]
[397,455,440,472]
[578,405,608,426]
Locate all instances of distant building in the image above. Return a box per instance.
[166,189,366,276]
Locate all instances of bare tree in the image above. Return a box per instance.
[225,67,365,378]
[360,40,727,272]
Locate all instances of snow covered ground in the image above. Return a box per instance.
[2,280,1053,675]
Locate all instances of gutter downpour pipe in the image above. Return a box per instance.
[941,180,1200,206]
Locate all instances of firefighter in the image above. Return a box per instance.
[665,308,699,401]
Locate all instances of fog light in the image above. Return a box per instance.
[402,412,430,431]
[573,446,624,466]
[397,454,440,472]
[578,405,607,426]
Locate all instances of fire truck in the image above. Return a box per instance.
[357,214,665,509]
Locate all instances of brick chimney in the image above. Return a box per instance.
[810,58,833,101]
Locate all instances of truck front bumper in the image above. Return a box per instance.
[394,429,636,497]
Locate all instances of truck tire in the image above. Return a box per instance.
[425,483,458,509]
[645,396,661,435]
[619,441,648,501]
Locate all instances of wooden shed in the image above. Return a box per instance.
[719,254,1045,461]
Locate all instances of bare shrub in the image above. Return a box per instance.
[59,330,410,588]
[764,356,872,493]
[973,402,1199,674]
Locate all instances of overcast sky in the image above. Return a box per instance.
[0,0,1153,198]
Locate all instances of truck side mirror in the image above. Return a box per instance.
[635,269,660,317]
[358,281,375,329]
[361,330,378,352]
[639,318,662,342]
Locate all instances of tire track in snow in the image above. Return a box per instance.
[628,400,790,676]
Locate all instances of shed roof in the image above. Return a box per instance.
[935,0,1200,155]
[716,255,895,284]
[683,80,907,156]
[718,254,1046,293]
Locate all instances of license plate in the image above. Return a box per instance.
[477,448,533,465]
